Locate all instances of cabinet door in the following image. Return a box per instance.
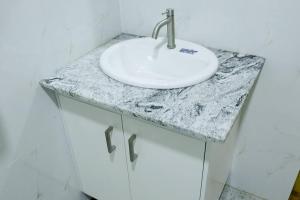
[59,96,131,200]
[123,116,205,200]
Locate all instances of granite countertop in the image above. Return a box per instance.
[40,34,265,143]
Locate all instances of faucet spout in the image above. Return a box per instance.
[152,18,171,39]
[151,8,176,49]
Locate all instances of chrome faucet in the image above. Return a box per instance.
[152,8,176,49]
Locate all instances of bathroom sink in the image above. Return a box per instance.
[100,37,218,89]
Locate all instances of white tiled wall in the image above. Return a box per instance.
[0,0,121,198]
[0,89,86,200]
[118,0,300,199]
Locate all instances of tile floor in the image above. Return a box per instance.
[220,185,265,200]
[84,184,266,200]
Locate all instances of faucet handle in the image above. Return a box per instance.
[161,8,174,16]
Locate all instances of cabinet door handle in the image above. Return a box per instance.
[105,126,116,153]
[128,134,138,162]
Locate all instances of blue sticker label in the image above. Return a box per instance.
[179,48,198,55]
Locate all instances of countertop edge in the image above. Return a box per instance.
[40,80,224,143]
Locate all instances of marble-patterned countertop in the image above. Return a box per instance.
[40,34,265,143]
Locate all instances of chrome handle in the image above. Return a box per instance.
[105,126,116,153]
[128,134,138,162]
[162,8,174,16]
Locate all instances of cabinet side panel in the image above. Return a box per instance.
[59,95,131,200]
[123,115,205,200]
[200,116,240,200]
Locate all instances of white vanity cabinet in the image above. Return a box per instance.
[59,95,238,200]
[59,96,131,200]
[123,116,205,200]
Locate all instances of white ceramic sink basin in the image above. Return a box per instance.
[100,37,218,89]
